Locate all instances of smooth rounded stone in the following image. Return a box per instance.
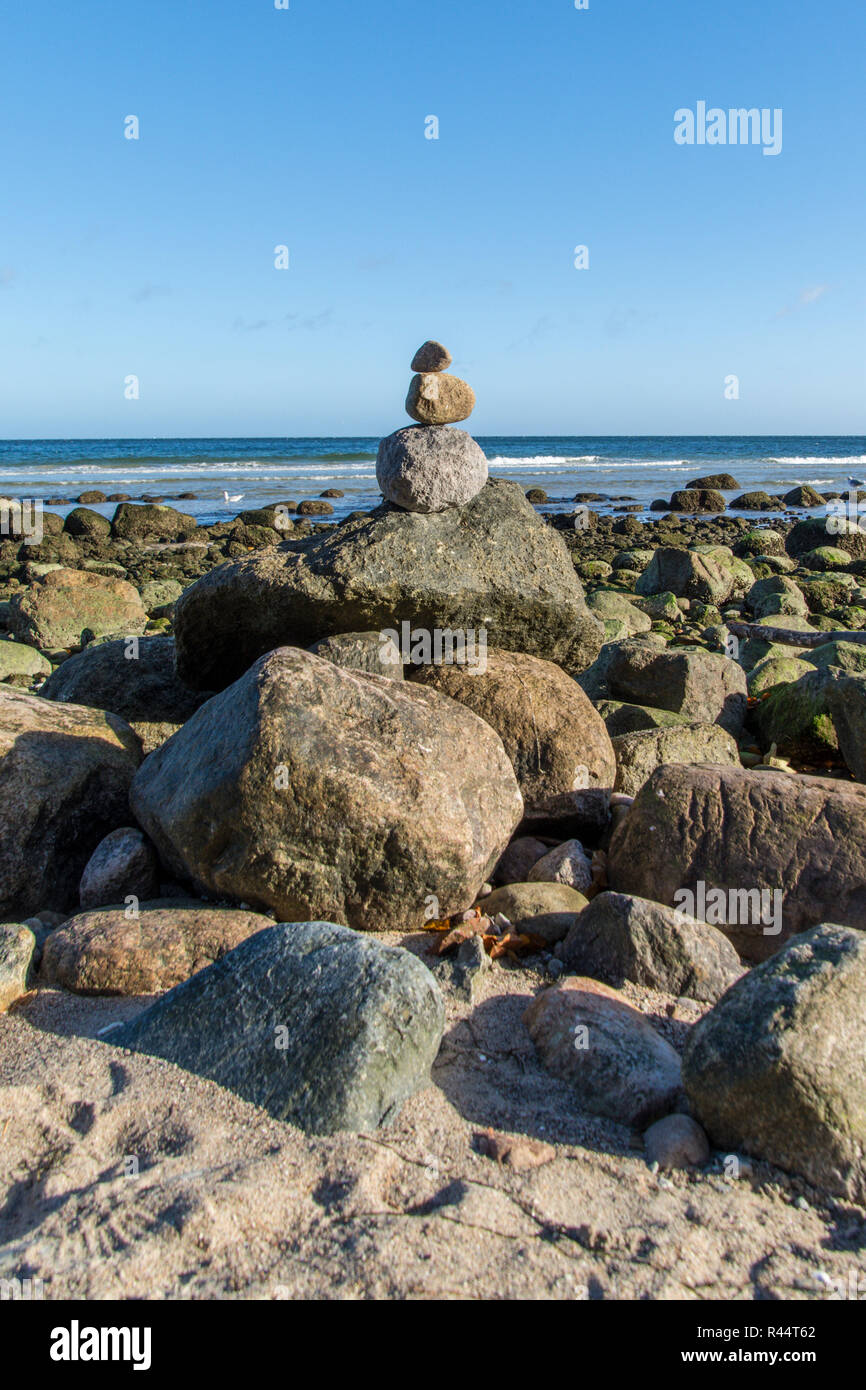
[607,763,866,960]
[480,882,588,944]
[644,1114,711,1169]
[405,372,475,426]
[41,900,275,995]
[729,491,785,512]
[8,568,148,652]
[410,648,615,810]
[527,839,593,894]
[786,517,866,562]
[130,648,522,932]
[376,425,487,512]
[801,546,854,572]
[112,921,445,1133]
[491,836,549,886]
[747,654,814,697]
[612,722,740,797]
[733,529,786,558]
[754,667,841,761]
[687,474,740,490]
[669,489,725,513]
[0,687,141,920]
[745,575,808,620]
[0,640,51,680]
[410,340,452,373]
[826,672,866,781]
[524,976,683,1126]
[174,479,603,691]
[0,924,35,1012]
[111,503,197,542]
[561,891,742,1003]
[783,484,826,508]
[308,630,404,680]
[63,507,111,539]
[683,924,866,1202]
[78,827,160,910]
[635,547,744,607]
[586,589,652,635]
[297,499,334,516]
[40,634,212,755]
[606,639,747,735]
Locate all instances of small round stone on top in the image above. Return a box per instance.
[410,340,452,373]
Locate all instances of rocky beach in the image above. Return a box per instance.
[2,348,866,1301]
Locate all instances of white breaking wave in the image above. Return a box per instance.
[766,456,866,466]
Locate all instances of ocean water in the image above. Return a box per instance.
[0,436,864,525]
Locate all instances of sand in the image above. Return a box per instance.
[1,933,863,1301]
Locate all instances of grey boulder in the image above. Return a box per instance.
[562,891,743,1002]
[683,924,866,1201]
[112,921,445,1133]
[376,425,487,511]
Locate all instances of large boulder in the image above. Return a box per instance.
[40,635,211,754]
[635,547,739,606]
[753,667,840,761]
[605,640,747,734]
[524,977,682,1126]
[683,924,866,1201]
[561,891,742,1002]
[111,503,197,542]
[173,479,604,691]
[130,648,523,931]
[612,722,740,796]
[825,673,866,781]
[41,899,275,995]
[8,568,147,652]
[786,517,866,562]
[112,921,445,1133]
[410,648,615,808]
[0,687,141,919]
[608,763,866,959]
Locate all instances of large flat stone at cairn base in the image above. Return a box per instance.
[174,479,604,690]
[112,922,445,1134]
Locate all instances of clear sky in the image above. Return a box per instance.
[1,0,863,438]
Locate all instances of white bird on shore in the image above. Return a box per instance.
[848,477,864,490]
[223,490,244,503]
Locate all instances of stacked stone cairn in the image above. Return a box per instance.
[376,340,488,512]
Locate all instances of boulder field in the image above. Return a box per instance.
[4,361,866,1280]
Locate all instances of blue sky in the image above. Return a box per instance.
[1,0,863,437]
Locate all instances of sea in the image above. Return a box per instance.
[1,436,864,525]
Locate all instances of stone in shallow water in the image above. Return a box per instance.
[376,424,487,512]
[113,921,445,1134]
[410,339,452,372]
[405,372,475,425]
